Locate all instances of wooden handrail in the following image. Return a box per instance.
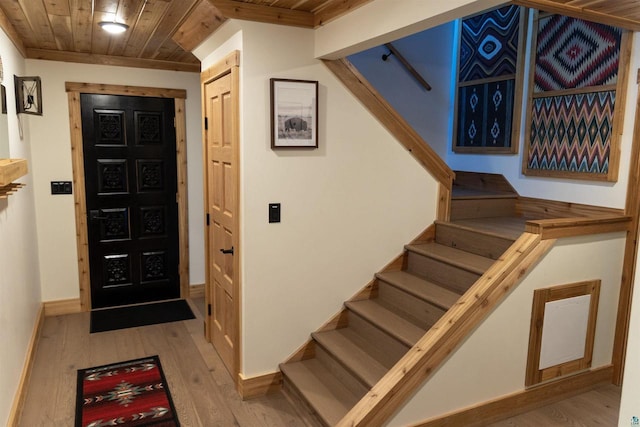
[336,233,555,427]
[525,215,632,240]
[382,43,432,91]
[323,58,455,189]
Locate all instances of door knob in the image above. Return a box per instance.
[220,246,234,256]
[89,209,109,221]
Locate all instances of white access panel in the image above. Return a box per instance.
[539,294,591,370]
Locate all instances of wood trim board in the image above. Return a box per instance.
[28,48,200,73]
[209,0,314,28]
[237,371,283,400]
[66,82,190,311]
[7,305,44,427]
[525,215,631,240]
[516,196,625,219]
[613,72,640,384]
[189,283,205,298]
[175,98,190,298]
[437,183,451,222]
[42,298,82,317]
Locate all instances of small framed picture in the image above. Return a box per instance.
[14,75,42,115]
[270,78,318,149]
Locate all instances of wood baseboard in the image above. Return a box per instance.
[411,365,614,427]
[43,298,82,316]
[7,305,44,427]
[189,283,205,299]
[237,371,283,400]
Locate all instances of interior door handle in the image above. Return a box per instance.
[89,210,109,221]
[220,246,234,256]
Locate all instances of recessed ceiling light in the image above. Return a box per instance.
[99,21,129,34]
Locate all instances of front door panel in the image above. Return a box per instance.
[81,94,179,309]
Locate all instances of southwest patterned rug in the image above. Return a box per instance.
[75,356,180,427]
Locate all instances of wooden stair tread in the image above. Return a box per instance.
[405,242,494,274]
[345,299,425,347]
[312,328,389,388]
[281,358,361,426]
[376,270,461,310]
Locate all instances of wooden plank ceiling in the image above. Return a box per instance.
[0,0,636,73]
[0,0,371,72]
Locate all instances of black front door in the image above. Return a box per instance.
[81,94,180,309]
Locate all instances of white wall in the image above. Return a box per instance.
[196,21,440,376]
[348,22,454,160]
[0,34,42,425]
[390,233,626,426]
[24,60,205,302]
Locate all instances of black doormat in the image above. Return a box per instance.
[90,299,195,333]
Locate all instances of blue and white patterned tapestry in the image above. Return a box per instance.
[458,80,514,148]
[534,15,622,92]
[459,5,520,82]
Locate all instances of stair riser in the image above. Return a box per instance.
[406,251,480,294]
[348,311,410,368]
[453,171,517,194]
[282,380,329,427]
[450,198,516,220]
[377,281,446,328]
[435,223,514,259]
[315,345,369,397]
[313,329,388,388]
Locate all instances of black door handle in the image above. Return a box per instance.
[220,246,234,255]
[89,210,109,221]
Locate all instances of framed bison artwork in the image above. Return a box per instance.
[270,78,318,148]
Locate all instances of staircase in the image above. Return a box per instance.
[280,172,521,426]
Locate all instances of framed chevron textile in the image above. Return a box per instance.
[453,5,528,154]
[529,92,615,174]
[523,12,632,181]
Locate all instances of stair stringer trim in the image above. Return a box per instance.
[336,232,556,427]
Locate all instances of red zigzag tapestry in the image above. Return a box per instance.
[526,14,625,178]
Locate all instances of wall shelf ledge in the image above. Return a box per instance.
[0,158,28,198]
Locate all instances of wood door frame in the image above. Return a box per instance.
[201,51,242,385]
[614,69,640,384]
[66,82,190,311]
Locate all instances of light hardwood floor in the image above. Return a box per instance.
[18,298,621,426]
[18,298,312,427]
[487,383,620,426]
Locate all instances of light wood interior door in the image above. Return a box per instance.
[204,66,239,378]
